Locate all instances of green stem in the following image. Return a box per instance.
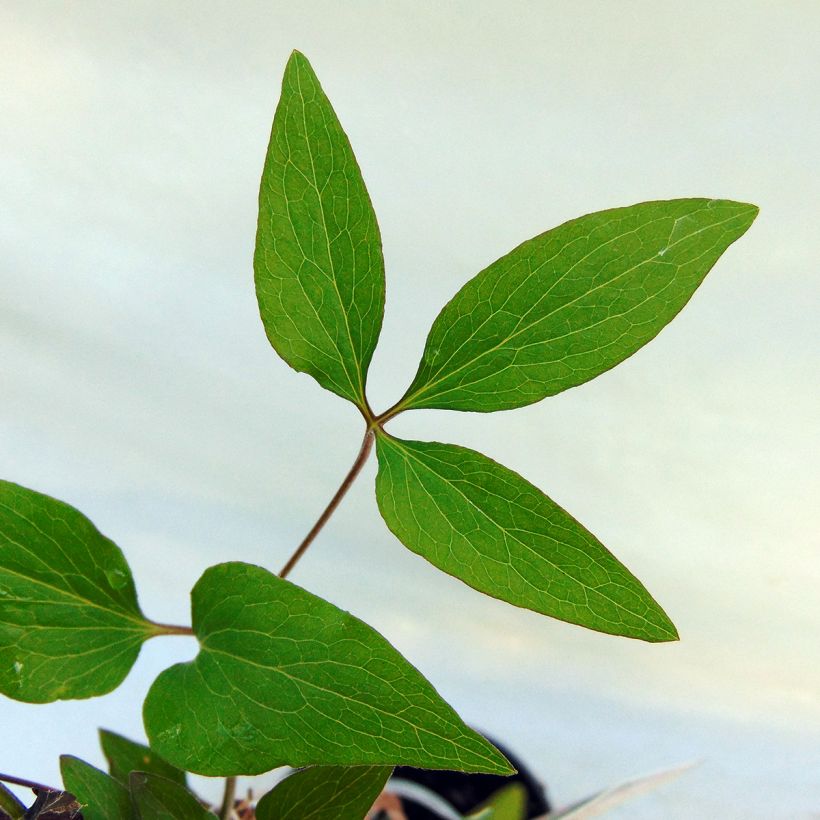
[278,428,375,579]
[148,621,195,637]
[372,398,408,427]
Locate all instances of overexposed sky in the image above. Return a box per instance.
[1,2,818,816]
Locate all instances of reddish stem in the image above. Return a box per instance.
[278,429,375,579]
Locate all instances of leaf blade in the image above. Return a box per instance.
[99,729,186,787]
[255,765,392,820]
[375,436,677,642]
[129,773,214,820]
[399,199,757,412]
[254,50,385,408]
[473,783,527,820]
[59,756,131,820]
[0,481,153,702]
[143,562,512,776]
[0,783,26,820]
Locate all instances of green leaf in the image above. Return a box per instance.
[59,756,131,820]
[143,562,512,776]
[99,729,186,787]
[129,773,214,820]
[397,199,758,412]
[472,783,527,820]
[375,436,677,642]
[254,50,385,409]
[256,766,392,820]
[0,784,26,820]
[0,481,156,702]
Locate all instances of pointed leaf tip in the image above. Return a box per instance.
[144,562,511,775]
[375,435,678,642]
[255,47,385,410]
[399,198,759,413]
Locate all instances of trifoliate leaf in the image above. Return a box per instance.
[398,199,757,412]
[143,562,512,776]
[254,50,385,409]
[375,436,677,642]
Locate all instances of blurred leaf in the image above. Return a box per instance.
[0,783,26,820]
[59,756,130,820]
[128,773,213,820]
[398,199,757,412]
[547,761,695,818]
[375,436,677,642]
[256,766,391,820]
[99,729,186,787]
[473,783,527,819]
[144,562,512,776]
[0,481,154,702]
[255,50,385,409]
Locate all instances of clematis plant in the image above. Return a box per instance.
[0,50,756,819]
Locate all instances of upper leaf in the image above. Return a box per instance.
[143,562,512,776]
[255,765,392,820]
[129,773,214,820]
[99,729,186,787]
[375,436,677,642]
[60,756,131,820]
[254,50,385,409]
[0,481,155,702]
[397,199,758,412]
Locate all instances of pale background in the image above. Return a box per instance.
[1,2,818,816]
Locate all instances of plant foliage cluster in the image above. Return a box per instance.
[0,51,756,818]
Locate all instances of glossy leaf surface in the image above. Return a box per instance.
[144,562,511,776]
[129,773,214,820]
[375,436,677,642]
[0,481,154,702]
[256,765,391,820]
[99,729,186,787]
[399,199,757,412]
[255,50,385,408]
[60,756,131,820]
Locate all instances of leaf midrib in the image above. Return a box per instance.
[0,565,150,633]
[293,59,365,405]
[196,641,501,770]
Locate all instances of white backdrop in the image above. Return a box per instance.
[1,2,818,816]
